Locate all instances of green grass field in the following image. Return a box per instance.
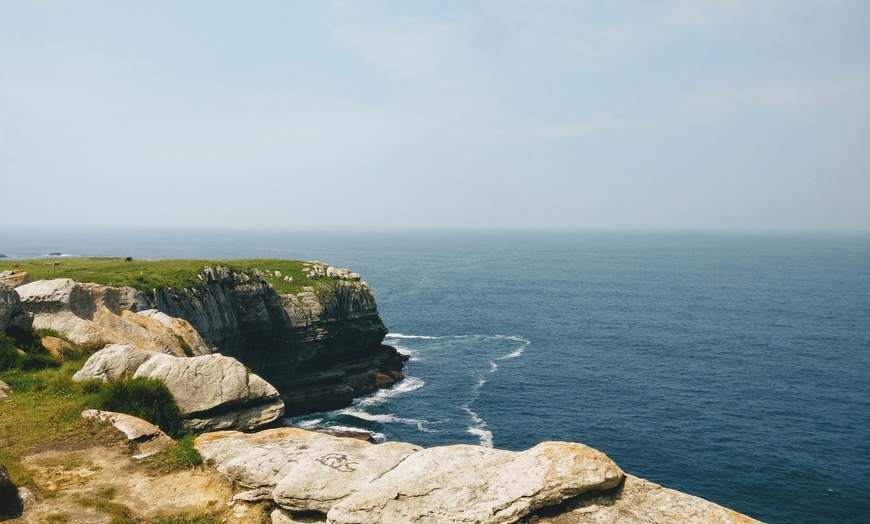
[0,257,336,295]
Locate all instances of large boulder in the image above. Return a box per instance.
[134,353,285,431]
[72,344,157,382]
[195,428,421,511]
[16,279,212,356]
[326,442,624,524]
[0,282,32,334]
[534,474,764,524]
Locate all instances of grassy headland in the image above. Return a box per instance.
[0,257,337,296]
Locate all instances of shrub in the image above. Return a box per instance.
[142,433,203,472]
[95,377,184,438]
[0,335,19,371]
[0,332,61,372]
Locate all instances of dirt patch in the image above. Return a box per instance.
[8,441,270,523]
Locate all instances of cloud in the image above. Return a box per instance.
[681,71,870,120]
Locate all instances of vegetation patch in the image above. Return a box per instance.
[141,433,203,473]
[0,257,338,296]
[94,377,185,439]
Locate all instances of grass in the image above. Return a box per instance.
[0,347,188,488]
[94,377,185,439]
[140,433,202,473]
[0,257,343,296]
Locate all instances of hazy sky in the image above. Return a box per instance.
[2,1,868,231]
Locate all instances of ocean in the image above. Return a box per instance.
[2,228,868,523]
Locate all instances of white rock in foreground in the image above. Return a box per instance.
[195,428,421,508]
[327,441,624,524]
[539,473,764,524]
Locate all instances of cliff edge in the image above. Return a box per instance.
[2,259,405,415]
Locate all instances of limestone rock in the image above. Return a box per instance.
[81,409,174,459]
[72,344,156,382]
[535,474,764,524]
[195,428,421,509]
[134,353,284,430]
[40,335,74,358]
[0,270,30,288]
[326,441,624,524]
[0,282,32,334]
[16,278,212,356]
[0,380,10,399]
[152,265,396,416]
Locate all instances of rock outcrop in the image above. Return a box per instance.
[0,282,32,334]
[81,410,174,459]
[74,345,285,432]
[134,353,285,432]
[16,279,211,356]
[150,265,404,415]
[0,270,30,288]
[193,429,657,524]
[532,473,763,524]
[328,442,624,524]
[195,428,421,510]
[72,343,156,382]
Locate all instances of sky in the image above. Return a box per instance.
[1,1,868,231]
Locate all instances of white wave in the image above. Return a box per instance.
[339,408,434,432]
[293,418,323,429]
[354,376,425,407]
[467,427,494,448]
[386,333,440,340]
[490,361,499,372]
[497,336,531,360]
[461,405,493,448]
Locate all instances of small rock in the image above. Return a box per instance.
[0,270,30,287]
[40,335,74,358]
[0,380,10,399]
[82,410,175,459]
[17,487,37,510]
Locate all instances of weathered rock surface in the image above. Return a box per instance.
[72,344,156,382]
[16,279,212,356]
[81,409,174,459]
[151,266,404,415]
[0,270,30,288]
[530,474,763,524]
[195,427,761,524]
[0,282,32,334]
[0,380,10,399]
[73,345,285,432]
[327,442,624,524]
[195,428,421,511]
[134,353,285,431]
[39,335,74,358]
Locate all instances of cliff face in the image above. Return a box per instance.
[149,265,405,415]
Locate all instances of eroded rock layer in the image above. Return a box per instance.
[150,266,404,415]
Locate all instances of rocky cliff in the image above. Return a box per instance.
[3,259,406,416]
[145,263,405,415]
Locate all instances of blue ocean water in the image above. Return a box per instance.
[2,229,868,523]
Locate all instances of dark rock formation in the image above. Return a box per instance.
[0,282,33,335]
[149,266,404,415]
